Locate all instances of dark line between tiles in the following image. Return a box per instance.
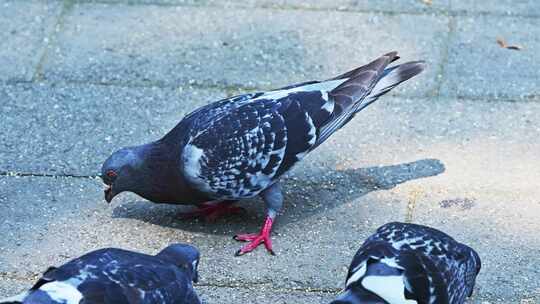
[32,0,76,82]
[70,0,540,20]
[0,270,340,295]
[40,78,264,94]
[4,77,539,103]
[0,171,98,179]
[197,281,340,294]
[405,189,422,223]
[430,15,456,98]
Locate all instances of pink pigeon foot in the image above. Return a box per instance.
[234,216,275,256]
[179,201,245,222]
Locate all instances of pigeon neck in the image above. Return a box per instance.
[131,141,200,203]
[130,142,176,199]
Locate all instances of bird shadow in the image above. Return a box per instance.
[111,158,444,236]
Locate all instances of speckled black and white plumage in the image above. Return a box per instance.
[101,52,426,255]
[0,244,201,304]
[178,57,424,201]
[332,222,481,304]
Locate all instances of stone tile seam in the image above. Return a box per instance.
[2,79,539,103]
[0,78,427,100]
[32,0,76,82]
[69,0,540,20]
[0,270,340,295]
[0,171,97,179]
[430,15,456,99]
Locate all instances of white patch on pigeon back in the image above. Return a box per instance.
[182,143,211,192]
[391,237,423,250]
[295,113,317,159]
[380,257,402,269]
[40,281,83,304]
[345,262,367,287]
[362,275,417,304]
[320,90,329,101]
[321,97,334,114]
[254,79,347,101]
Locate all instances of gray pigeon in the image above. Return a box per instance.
[0,244,201,304]
[331,222,481,304]
[101,52,425,256]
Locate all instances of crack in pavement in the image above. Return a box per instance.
[0,271,340,295]
[32,0,76,82]
[0,171,98,179]
[72,0,540,20]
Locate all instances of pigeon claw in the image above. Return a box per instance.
[233,233,259,242]
[234,217,275,256]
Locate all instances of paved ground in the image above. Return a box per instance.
[1,0,539,303]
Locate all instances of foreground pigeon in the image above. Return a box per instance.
[331,222,481,304]
[0,244,201,304]
[101,52,425,256]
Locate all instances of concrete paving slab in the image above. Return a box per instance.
[77,0,449,13]
[294,95,540,302]
[452,0,540,17]
[347,97,540,302]
[205,0,450,14]
[43,4,447,96]
[0,83,223,175]
[411,193,540,303]
[0,1,62,82]
[0,175,100,259]
[2,0,540,302]
[0,163,421,289]
[0,98,452,293]
[1,95,539,302]
[440,15,540,100]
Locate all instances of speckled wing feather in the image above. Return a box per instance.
[317,52,399,144]
[181,86,337,199]
[345,222,481,304]
[180,53,425,200]
[23,249,200,304]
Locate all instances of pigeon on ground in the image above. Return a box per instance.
[101,52,425,256]
[331,222,481,304]
[0,244,201,304]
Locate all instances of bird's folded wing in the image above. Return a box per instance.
[182,87,338,199]
[78,262,196,304]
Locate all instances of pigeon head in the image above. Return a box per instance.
[101,146,144,203]
[157,243,200,283]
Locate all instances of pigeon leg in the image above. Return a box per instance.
[179,200,244,222]
[234,183,283,256]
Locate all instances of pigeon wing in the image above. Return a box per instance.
[77,261,199,304]
[182,87,337,199]
[371,222,480,303]
[344,240,449,304]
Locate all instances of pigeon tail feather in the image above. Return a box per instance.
[360,60,426,111]
[317,52,423,145]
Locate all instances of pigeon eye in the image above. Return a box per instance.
[106,170,117,178]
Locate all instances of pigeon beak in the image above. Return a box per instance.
[104,185,115,203]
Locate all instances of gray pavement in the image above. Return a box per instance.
[1,0,539,303]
